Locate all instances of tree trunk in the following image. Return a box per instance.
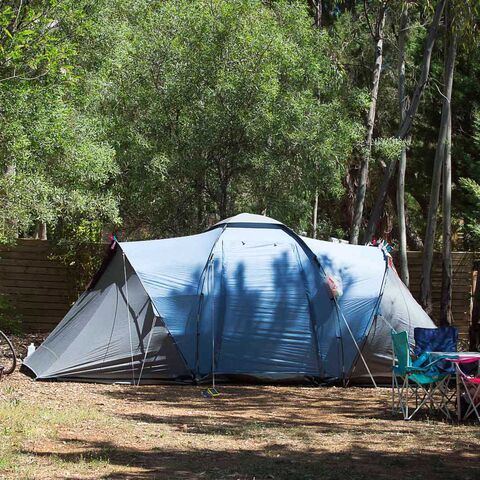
[470,264,480,351]
[440,79,453,325]
[309,0,322,28]
[388,179,424,251]
[350,2,387,245]
[406,215,424,251]
[219,185,228,220]
[397,147,409,285]
[312,188,319,238]
[34,221,48,240]
[364,0,447,242]
[421,10,456,316]
[196,173,207,230]
[343,163,356,234]
[397,2,409,286]
[397,0,447,140]
[218,164,230,221]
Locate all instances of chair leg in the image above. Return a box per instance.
[392,374,406,416]
[404,377,408,420]
[406,384,429,420]
[462,380,480,422]
[471,386,480,422]
[392,372,395,414]
[392,375,405,417]
[405,380,451,421]
[433,376,453,420]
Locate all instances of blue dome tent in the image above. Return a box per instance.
[24,213,435,384]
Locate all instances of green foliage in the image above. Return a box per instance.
[1,0,479,252]
[457,109,480,249]
[90,0,363,237]
[0,1,120,244]
[473,108,480,148]
[458,178,480,246]
[0,0,74,81]
[373,138,407,163]
[0,85,120,242]
[0,293,22,334]
[50,236,106,297]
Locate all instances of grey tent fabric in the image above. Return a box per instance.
[24,250,190,383]
[349,267,435,382]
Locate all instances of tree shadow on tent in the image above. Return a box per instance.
[126,239,384,384]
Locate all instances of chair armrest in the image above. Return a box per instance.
[412,352,430,368]
[405,366,428,374]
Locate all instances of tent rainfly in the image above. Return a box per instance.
[24,213,435,385]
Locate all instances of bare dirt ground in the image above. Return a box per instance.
[0,335,480,480]
[1,366,479,480]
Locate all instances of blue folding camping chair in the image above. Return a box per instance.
[391,331,452,420]
[414,326,458,373]
[413,326,458,415]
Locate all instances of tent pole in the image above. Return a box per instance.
[194,224,229,382]
[345,261,390,385]
[122,252,136,385]
[311,253,375,386]
[137,312,156,386]
[211,257,216,389]
[335,307,346,386]
[334,299,378,388]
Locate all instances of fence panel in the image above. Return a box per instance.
[0,240,74,332]
[394,251,474,341]
[0,240,476,337]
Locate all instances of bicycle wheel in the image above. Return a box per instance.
[0,330,17,375]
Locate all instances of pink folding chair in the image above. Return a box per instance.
[452,357,480,422]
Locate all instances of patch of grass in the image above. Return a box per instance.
[0,451,13,470]
[50,452,111,470]
[0,386,109,479]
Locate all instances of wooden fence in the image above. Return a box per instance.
[0,240,477,336]
[395,252,475,341]
[0,240,75,332]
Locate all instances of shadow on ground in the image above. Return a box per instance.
[20,384,480,480]
[25,436,479,480]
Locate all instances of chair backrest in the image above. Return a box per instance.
[413,326,458,356]
[391,331,411,374]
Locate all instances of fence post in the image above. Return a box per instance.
[470,260,480,350]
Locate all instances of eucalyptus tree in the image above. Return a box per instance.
[420,0,480,321]
[350,0,387,245]
[308,0,323,27]
[397,1,409,286]
[420,3,457,318]
[364,0,447,242]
